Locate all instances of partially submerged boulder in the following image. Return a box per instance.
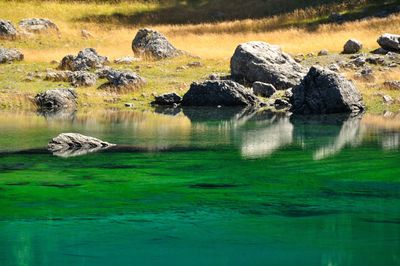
[18,18,59,33]
[252,82,276,98]
[0,47,24,63]
[132,28,182,59]
[182,80,262,107]
[99,69,145,91]
[0,19,17,39]
[230,41,306,90]
[59,48,108,71]
[291,66,365,114]
[48,133,115,157]
[34,88,77,113]
[377,33,400,52]
[343,39,363,54]
[153,92,182,105]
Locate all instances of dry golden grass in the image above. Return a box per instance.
[1,0,399,61]
[1,0,399,113]
[12,13,400,62]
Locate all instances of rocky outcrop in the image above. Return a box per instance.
[0,19,17,39]
[45,70,73,82]
[182,80,262,107]
[45,70,97,87]
[343,39,363,54]
[48,133,115,157]
[59,48,108,71]
[377,33,400,52]
[70,71,97,87]
[34,88,77,113]
[132,28,182,59]
[0,47,24,63]
[99,69,145,91]
[18,18,59,33]
[252,82,276,98]
[230,41,306,90]
[291,66,365,114]
[153,92,182,105]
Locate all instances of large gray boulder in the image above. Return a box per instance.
[230,41,306,90]
[377,33,400,52]
[0,47,24,63]
[291,66,364,114]
[99,69,145,91]
[48,133,115,157]
[182,80,262,107]
[0,19,17,39]
[59,48,108,71]
[18,18,59,33]
[343,39,362,54]
[132,28,181,59]
[34,88,77,112]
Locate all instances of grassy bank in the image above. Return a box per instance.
[0,0,399,113]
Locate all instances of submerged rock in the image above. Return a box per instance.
[48,133,115,158]
[59,48,108,71]
[18,18,59,33]
[34,88,77,113]
[377,33,400,52]
[230,41,306,90]
[153,92,182,105]
[0,19,17,39]
[0,47,24,63]
[132,28,182,59]
[291,66,365,114]
[99,69,145,91]
[182,80,262,107]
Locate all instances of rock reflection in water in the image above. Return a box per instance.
[381,133,400,150]
[312,115,363,160]
[1,109,400,159]
[241,115,293,159]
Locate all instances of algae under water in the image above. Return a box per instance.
[0,108,399,265]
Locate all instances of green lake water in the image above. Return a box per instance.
[0,108,399,265]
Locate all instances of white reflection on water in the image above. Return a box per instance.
[381,133,400,150]
[313,116,363,160]
[241,117,293,159]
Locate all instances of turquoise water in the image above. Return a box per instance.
[0,108,399,265]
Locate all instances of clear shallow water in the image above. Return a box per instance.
[0,108,399,266]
